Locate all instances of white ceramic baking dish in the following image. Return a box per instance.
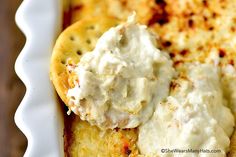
[15,0,64,156]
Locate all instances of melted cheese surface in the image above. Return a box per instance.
[138,63,235,157]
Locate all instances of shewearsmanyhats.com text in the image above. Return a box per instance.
[161,148,221,154]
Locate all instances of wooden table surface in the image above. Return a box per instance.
[0,0,27,156]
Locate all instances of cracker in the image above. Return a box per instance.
[51,15,139,157]
[50,15,119,106]
[70,0,108,23]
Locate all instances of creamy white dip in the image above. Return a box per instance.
[222,64,236,116]
[137,63,235,157]
[67,14,174,129]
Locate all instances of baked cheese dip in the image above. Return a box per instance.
[138,63,235,157]
[51,0,236,156]
[66,14,174,129]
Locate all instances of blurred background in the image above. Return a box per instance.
[0,0,27,156]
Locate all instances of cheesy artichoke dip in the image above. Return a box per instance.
[138,63,235,157]
[66,14,174,129]
[50,0,236,156]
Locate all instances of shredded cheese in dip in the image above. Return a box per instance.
[67,14,174,129]
[137,63,235,157]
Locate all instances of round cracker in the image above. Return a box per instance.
[50,15,119,106]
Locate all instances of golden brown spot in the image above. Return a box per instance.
[190,12,195,16]
[76,50,82,55]
[120,33,128,46]
[123,141,131,156]
[229,59,234,66]
[124,146,131,156]
[188,19,194,28]
[197,46,203,51]
[70,36,75,41]
[162,41,172,47]
[174,60,183,66]
[231,26,235,32]
[71,96,76,100]
[183,12,195,18]
[72,4,83,11]
[79,98,87,107]
[148,1,169,26]
[120,0,127,6]
[170,81,180,90]
[155,0,166,4]
[169,53,175,58]
[212,12,218,18]
[61,60,66,64]
[180,49,188,56]
[219,49,226,58]
[141,101,147,107]
[87,25,95,30]
[86,39,91,44]
[208,26,214,31]
[203,16,208,22]
[148,11,169,26]
[202,0,208,7]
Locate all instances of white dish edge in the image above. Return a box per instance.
[14,0,64,156]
